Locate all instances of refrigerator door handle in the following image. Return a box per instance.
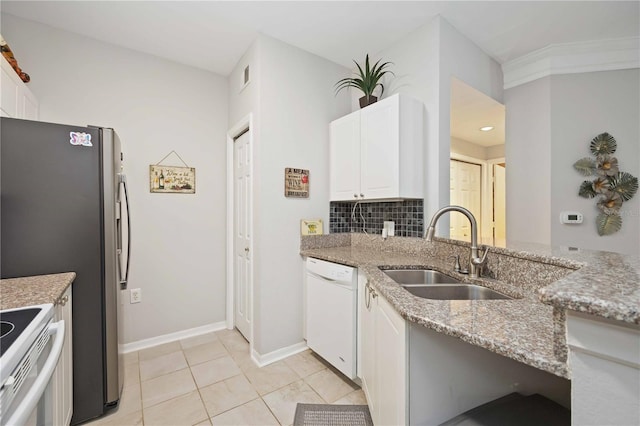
[118,174,131,289]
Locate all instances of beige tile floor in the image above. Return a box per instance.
[87,328,366,426]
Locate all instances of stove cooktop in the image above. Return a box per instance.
[0,308,42,358]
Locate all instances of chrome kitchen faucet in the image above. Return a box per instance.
[425,206,488,278]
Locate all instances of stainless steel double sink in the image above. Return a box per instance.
[381,269,513,300]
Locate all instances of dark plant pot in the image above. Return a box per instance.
[359,95,378,108]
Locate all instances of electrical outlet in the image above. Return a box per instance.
[130,288,142,304]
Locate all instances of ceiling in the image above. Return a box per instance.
[2,1,638,77]
[1,1,637,148]
[451,78,505,147]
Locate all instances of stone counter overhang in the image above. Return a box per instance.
[300,235,640,380]
[0,272,76,310]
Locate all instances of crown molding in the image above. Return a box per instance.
[502,37,640,90]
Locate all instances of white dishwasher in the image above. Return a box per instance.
[305,257,357,379]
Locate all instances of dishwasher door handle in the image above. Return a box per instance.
[306,272,356,290]
[306,270,338,282]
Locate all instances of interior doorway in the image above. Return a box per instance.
[450,77,506,247]
[226,115,254,344]
[233,130,251,341]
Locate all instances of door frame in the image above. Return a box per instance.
[487,157,506,244]
[226,114,254,345]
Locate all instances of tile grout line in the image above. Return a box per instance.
[137,354,145,426]
[184,342,224,425]
[128,331,364,425]
[183,333,228,426]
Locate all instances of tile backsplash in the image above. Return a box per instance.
[329,199,424,237]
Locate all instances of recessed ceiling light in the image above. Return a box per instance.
[479,126,494,132]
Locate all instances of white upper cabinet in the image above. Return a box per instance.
[329,94,423,201]
[330,111,361,201]
[1,56,39,120]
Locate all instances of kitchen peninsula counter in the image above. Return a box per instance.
[301,234,640,380]
[0,272,76,309]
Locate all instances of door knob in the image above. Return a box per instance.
[244,247,250,252]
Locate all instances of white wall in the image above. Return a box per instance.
[486,144,505,160]
[550,70,639,255]
[2,14,229,343]
[506,69,640,255]
[504,77,552,245]
[377,16,503,235]
[450,137,486,160]
[450,137,504,160]
[228,35,350,355]
[375,19,441,228]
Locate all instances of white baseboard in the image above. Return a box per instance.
[122,321,229,353]
[251,341,308,367]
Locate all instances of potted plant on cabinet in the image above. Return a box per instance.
[335,54,394,108]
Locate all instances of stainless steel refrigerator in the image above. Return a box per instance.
[1,117,131,424]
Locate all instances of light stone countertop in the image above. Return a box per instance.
[530,247,639,325]
[301,233,640,379]
[301,245,570,378]
[0,272,76,310]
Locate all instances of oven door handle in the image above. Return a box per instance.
[5,320,65,426]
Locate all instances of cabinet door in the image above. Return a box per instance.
[53,287,73,426]
[0,56,39,120]
[1,58,20,117]
[375,294,407,426]
[359,277,377,417]
[360,95,400,199]
[330,111,361,201]
[22,88,39,120]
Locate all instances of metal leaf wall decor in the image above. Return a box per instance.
[573,132,638,236]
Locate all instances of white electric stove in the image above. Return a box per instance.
[0,304,65,425]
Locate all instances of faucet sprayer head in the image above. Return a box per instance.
[425,226,436,241]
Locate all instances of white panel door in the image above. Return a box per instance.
[494,164,506,247]
[234,131,252,340]
[450,160,481,242]
[329,112,361,201]
[360,97,400,199]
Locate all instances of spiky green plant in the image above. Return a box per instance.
[334,54,394,102]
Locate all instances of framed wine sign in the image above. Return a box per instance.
[284,167,309,198]
[150,165,196,194]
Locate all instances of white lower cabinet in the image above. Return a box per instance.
[53,286,73,426]
[567,312,640,426]
[357,273,569,426]
[358,273,407,425]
